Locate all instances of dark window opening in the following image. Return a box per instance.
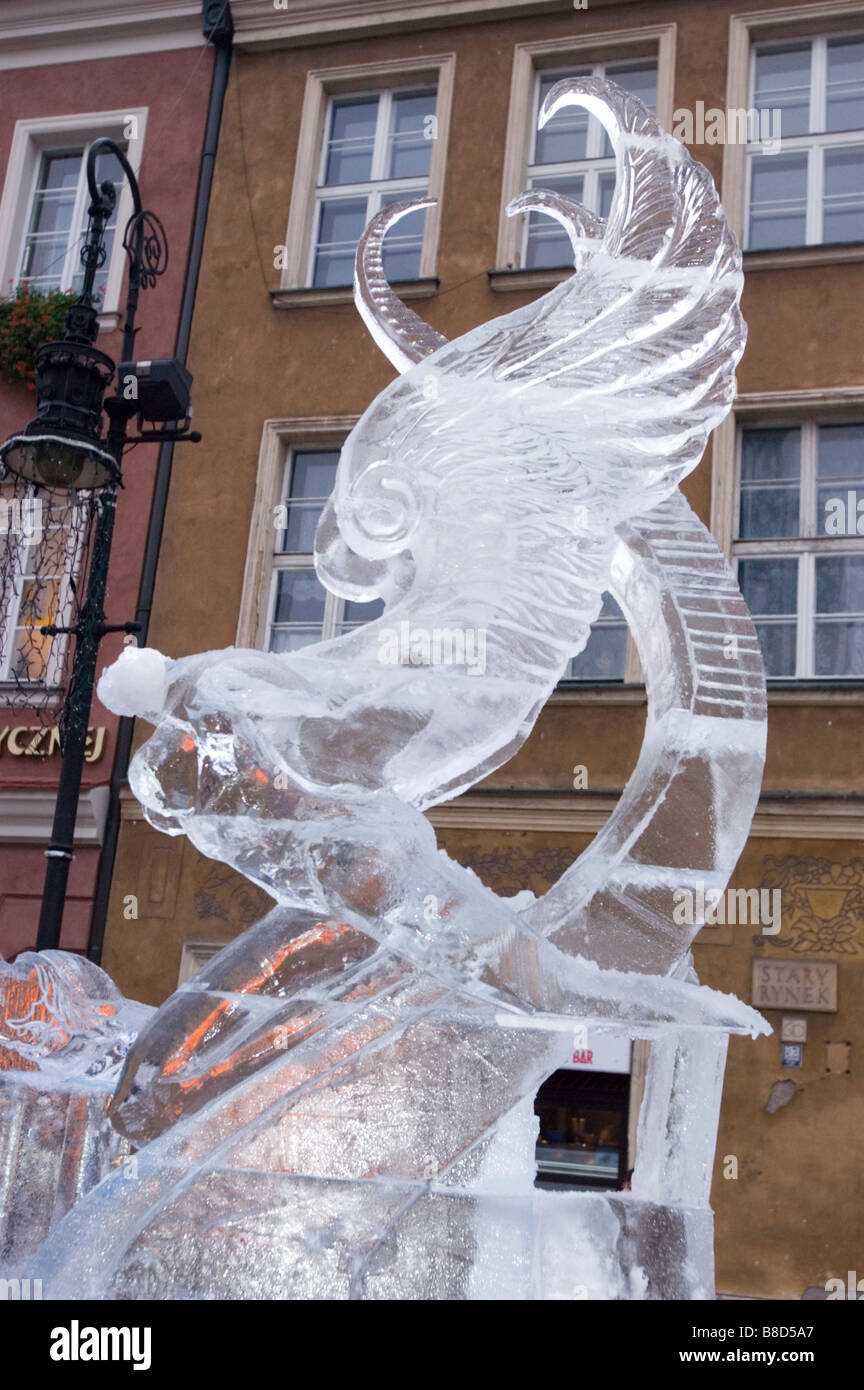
[534,1068,630,1191]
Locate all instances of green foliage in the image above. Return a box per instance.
[0,285,79,388]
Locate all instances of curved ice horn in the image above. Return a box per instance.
[354,198,447,373]
[315,201,445,597]
[355,187,604,379]
[538,77,677,264]
[505,188,605,270]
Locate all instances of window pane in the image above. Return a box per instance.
[273,569,326,625]
[748,152,808,249]
[738,557,798,677]
[827,37,864,133]
[567,593,626,680]
[279,450,339,552]
[822,145,864,244]
[753,621,798,676]
[524,174,584,268]
[606,62,657,106]
[278,504,325,554]
[817,424,864,534]
[814,620,864,674]
[599,63,658,155]
[753,45,811,138]
[816,554,864,613]
[599,169,617,219]
[290,450,340,500]
[382,243,423,281]
[19,234,69,286]
[269,627,323,654]
[388,89,436,179]
[535,64,657,165]
[91,146,126,189]
[741,427,800,480]
[19,151,84,289]
[312,197,368,287]
[324,97,378,185]
[340,596,386,624]
[815,555,864,674]
[378,190,427,280]
[534,71,591,164]
[738,556,798,614]
[28,189,76,238]
[739,428,801,537]
[41,151,82,190]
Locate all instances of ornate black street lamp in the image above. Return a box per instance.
[0,138,199,950]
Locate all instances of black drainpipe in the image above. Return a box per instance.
[87,0,234,963]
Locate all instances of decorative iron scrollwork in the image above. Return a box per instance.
[123,210,168,290]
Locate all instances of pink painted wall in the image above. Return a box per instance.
[0,45,214,955]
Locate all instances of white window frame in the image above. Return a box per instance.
[241,419,641,681]
[238,417,358,650]
[266,443,372,650]
[279,55,454,300]
[495,24,676,274]
[178,942,224,988]
[728,410,864,679]
[0,109,147,333]
[522,58,659,270]
[0,487,88,693]
[744,31,864,250]
[722,1,863,259]
[309,85,437,289]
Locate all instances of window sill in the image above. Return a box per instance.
[271,278,439,309]
[488,245,864,286]
[547,681,864,706]
[743,243,864,272]
[550,684,645,705]
[488,267,571,293]
[765,680,864,703]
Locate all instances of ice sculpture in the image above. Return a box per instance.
[0,951,150,1270]
[3,79,768,1299]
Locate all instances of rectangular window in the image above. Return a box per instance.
[310,87,438,288]
[0,485,87,691]
[565,592,628,681]
[746,34,864,250]
[524,60,657,269]
[17,142,127,296]
[734,421,864,677]
[266,446,384,652]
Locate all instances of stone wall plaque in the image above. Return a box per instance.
[752,959,837,1012]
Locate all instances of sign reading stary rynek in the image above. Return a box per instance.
[752,959,838,1013]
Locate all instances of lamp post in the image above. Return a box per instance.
[0,139,199,950]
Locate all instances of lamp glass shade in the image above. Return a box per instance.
[0,433,119,491]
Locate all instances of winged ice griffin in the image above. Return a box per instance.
[95,79,767,1145]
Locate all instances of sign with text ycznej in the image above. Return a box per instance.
[0,726,106,762]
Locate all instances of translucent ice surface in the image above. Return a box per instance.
[8,80,768,1300]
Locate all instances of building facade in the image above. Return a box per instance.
[0,0,221,958]
[97,0,863,1298]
